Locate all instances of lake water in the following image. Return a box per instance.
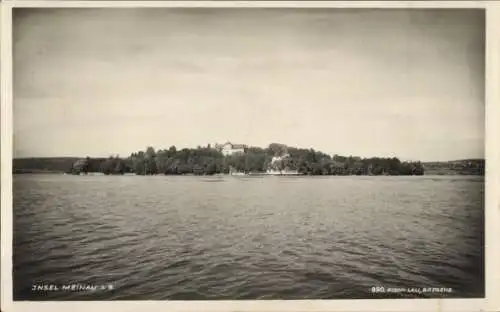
[13,174,484,300]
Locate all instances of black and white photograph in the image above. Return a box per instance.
[2,1,498,310]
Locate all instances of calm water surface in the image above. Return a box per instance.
[13,174,484,300]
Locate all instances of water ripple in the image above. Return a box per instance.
[13,175,484,300]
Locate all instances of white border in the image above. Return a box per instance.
[1,1,499,312]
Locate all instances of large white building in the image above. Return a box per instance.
[215,142,247,156]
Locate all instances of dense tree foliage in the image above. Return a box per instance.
[55,143,428,176]
[15,150,485,176]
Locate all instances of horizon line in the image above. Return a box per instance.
[13,142,485,163]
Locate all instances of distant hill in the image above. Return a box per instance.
[13,157,80,174]
[13,157,113,174]
[422,159,484,176]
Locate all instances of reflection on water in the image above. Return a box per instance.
[13,174,484,300]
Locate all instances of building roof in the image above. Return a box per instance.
[215,142,246,149]
[232,144,246,149]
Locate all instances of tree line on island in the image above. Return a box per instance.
[13,143,485,176]
[65,143,427,176]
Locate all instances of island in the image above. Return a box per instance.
[13,142,485,176]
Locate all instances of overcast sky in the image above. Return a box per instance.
[13,8,485,161]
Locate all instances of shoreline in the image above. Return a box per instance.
[12,154,484,177]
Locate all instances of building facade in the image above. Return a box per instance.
[215,142,247,156]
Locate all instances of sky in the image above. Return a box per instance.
[13,8,485,161]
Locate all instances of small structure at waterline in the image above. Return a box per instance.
[69,158,90,175]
